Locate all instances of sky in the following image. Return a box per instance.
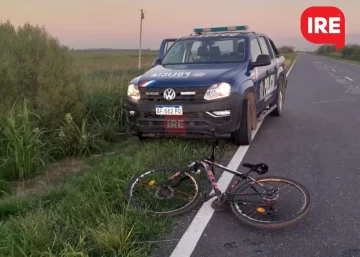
[1,0,359,50]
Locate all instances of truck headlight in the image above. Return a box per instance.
[127,84,140,100]
[204,83,231,100]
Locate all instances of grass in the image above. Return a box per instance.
[69,51,157,70]
[282,52,298,70]
[315,51,360,65]
[0,101,48,182]
[0,137,234,256]
[313,44,360,66]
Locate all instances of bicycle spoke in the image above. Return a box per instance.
[128,168,199,214]
[137,179,195,198]
[231,178,309,224]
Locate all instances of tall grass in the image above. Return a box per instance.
[0,21,147,183]
[0,101,47,181]
[57,113,106,157]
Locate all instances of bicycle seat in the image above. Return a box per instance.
[242,163,268,174]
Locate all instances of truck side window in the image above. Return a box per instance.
[162,42,185,64]
[250,38,262,62]
[258,37,274,60]
[269,40,280,57]
[165,42,174,54]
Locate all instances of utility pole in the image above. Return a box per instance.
[138,9,144,70]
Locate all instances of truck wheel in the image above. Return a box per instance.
[137,133,148,141]
[271,79,285,116]
[231,100,252,146]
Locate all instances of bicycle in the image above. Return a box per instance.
[125,130,311,229]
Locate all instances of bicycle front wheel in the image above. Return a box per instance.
[229,176,311,229]
[126,166,202,216]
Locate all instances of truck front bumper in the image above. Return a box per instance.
[125,93,243,136]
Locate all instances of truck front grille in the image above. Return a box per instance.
[140,87,208,102]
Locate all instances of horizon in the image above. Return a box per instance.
[2,0,359,51]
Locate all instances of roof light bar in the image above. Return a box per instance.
[193,25,249,33]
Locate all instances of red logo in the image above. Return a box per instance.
[164,115,186,136]
[301,6,345,49]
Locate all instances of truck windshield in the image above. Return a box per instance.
[161,37,247,65]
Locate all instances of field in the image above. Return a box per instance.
[70,50,158,70]
[0,22,298,257]
[318,51,360,65]
[69,50,297,71]
[314,44,360,65]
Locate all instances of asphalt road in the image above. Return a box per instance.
[185,53,360,257]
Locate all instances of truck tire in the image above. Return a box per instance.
[137,133,148,141]
[271,77,285,116]
[231,100,252,146]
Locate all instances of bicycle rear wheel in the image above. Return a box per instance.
[126,166,202,216]
[229,176,311,229]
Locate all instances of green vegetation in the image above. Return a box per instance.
[283,53,298,70]
[69,51,157,70]
[315,44,360,65]
[278,45,295,54]
[0,137,228,256]
[0,19,297,256]
[0,21,138,185]
[275,45,298,70]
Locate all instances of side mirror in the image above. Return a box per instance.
[152,58,161,67]
[252,54,271,67]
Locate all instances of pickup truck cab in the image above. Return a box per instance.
[125,25,288,145]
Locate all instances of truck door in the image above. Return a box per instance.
[257,36,278,107]
[250,37,269,113]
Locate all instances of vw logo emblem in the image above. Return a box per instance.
[163,88,176,100]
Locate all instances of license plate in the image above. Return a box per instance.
[155,105,183,115]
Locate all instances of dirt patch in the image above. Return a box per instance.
[12,158,89,197]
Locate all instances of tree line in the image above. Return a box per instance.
[316,44,360,61]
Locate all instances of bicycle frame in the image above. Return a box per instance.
[195,158,261,201]
[163,136,271,203]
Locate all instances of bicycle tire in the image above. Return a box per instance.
[229,176,311,229]
[126,166,202,216]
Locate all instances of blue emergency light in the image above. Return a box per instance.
[193,25,249,33]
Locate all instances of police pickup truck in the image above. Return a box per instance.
[125,25,288,145]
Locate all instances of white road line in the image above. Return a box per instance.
[313,99,345,104]
[331,69,336,72]
[287,55,298,75]
[345,76,353,81]
[169,56,299,257]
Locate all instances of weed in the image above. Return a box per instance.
[57,113,106,157]
[0,101,48,181]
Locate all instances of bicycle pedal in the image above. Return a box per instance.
[211,199,228,211]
